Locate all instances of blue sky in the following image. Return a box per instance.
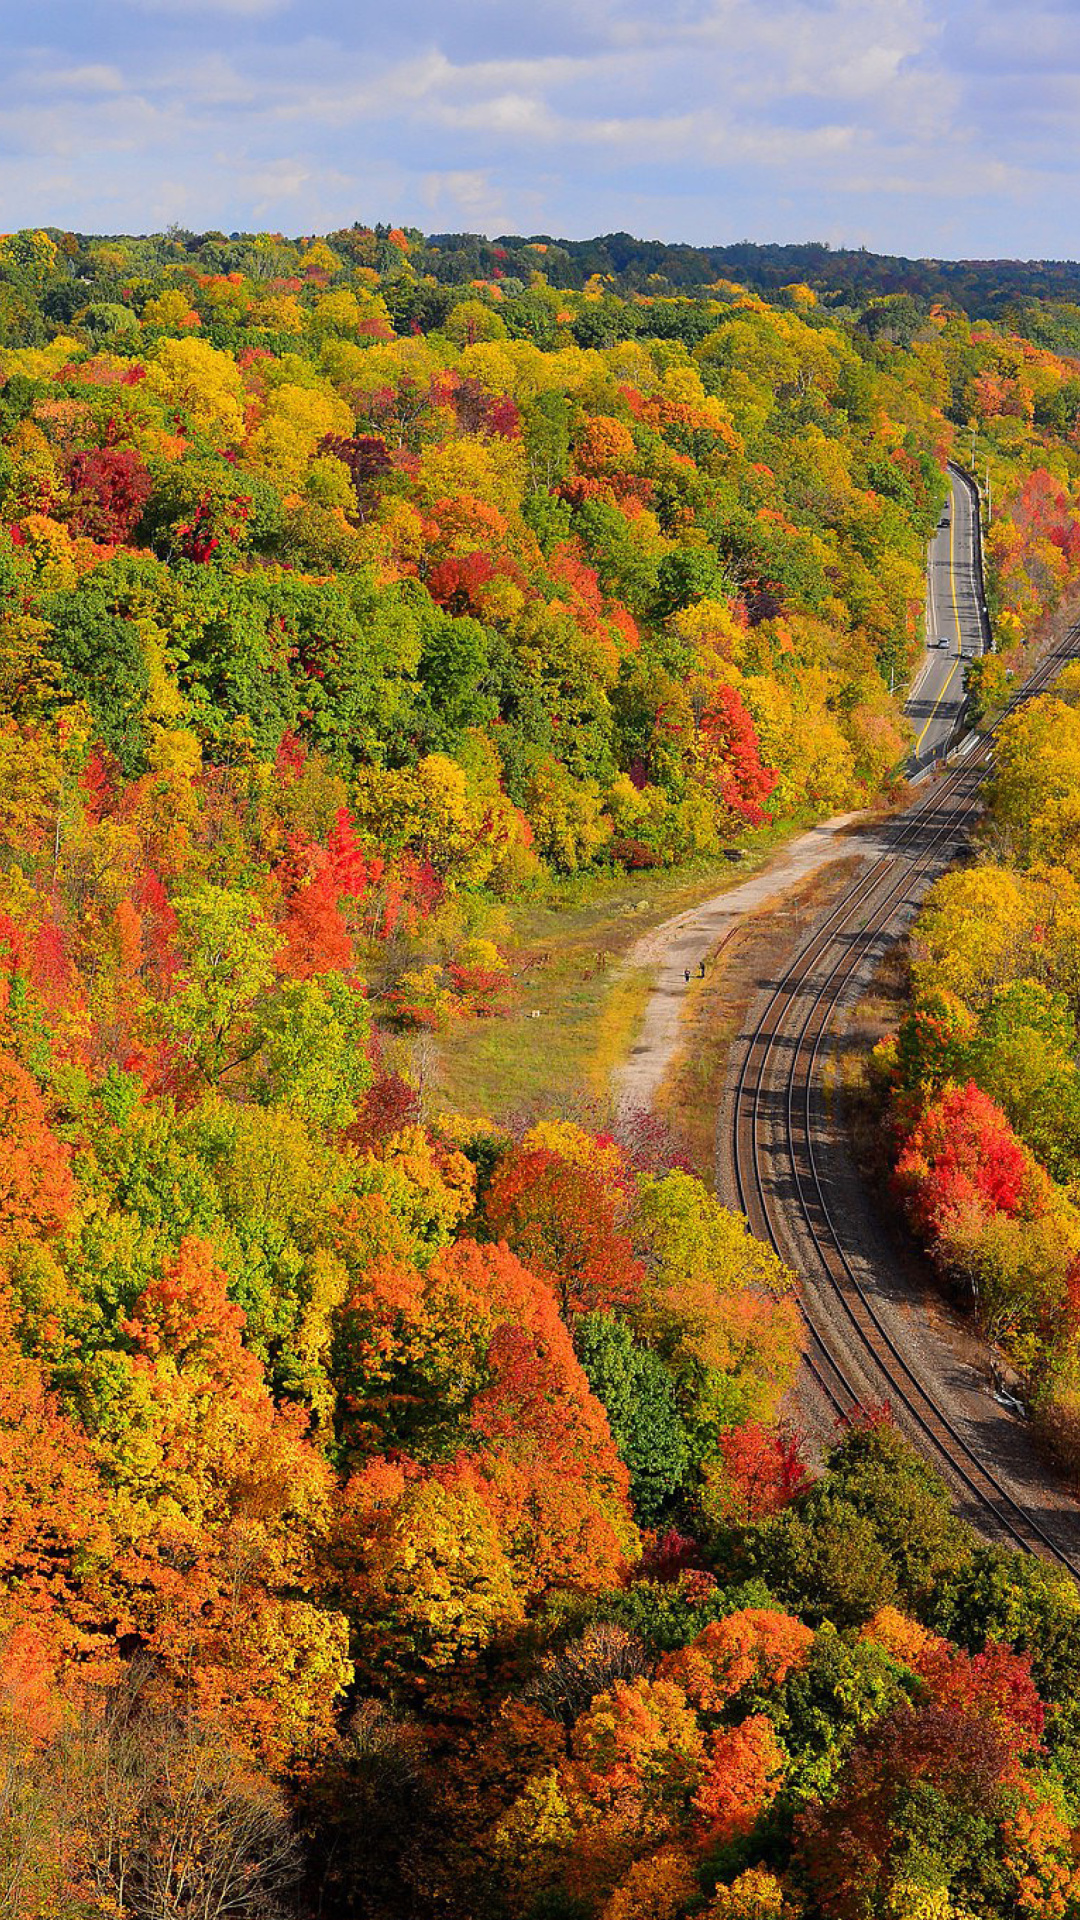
[5,0,1080,257]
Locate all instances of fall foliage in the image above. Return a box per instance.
[1,221,1080,1918]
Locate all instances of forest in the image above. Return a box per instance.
[4,221,1080,1916]
[418,232,1080,321]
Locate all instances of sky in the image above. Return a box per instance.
[5,0,1080,259]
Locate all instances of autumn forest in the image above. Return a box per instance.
[6,221,1080,1919]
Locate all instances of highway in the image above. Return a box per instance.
[906,463,989,773]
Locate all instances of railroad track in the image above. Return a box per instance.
[726,629,1080,1570]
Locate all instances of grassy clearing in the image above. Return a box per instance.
[425,811,815,1125]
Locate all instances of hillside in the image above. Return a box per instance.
[4,224,1080,1917]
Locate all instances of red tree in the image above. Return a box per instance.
[914,1638,1045,1753]
[276,843,354,980]
[66,447,152,543]
[708,1421,811,1524]
[443,1240,637,1591]
[693,1715,785,1849]
[427,551,498,617]
[659,1610,814,1713]
[894,1081,1046,1237]
[699,685,778,827]
[121,1235,257,1389]
[483,1146,645,1318]
[0,1052,75,1244]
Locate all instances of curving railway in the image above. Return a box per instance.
[719,492,1080,1571]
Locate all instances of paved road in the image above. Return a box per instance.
[906,463,988,774]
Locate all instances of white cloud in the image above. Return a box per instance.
[36,63,126,93]
[422,168,508,231]
[167,54,260,109]
[125,0,291,16]
[437,91,559,136]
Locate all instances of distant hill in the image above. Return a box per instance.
[53,221,1080,325]
[420,229,1080,317]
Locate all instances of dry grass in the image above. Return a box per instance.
[654,960,742,1179]
[426,813,814,1125]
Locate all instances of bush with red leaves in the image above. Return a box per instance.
[66,448,152,543]
[894,1080,1048,1238]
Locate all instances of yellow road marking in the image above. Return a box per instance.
[914,654,963,752]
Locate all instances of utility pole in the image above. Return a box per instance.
[985,464,992,526]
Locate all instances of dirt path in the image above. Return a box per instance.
[613,809,889,1115]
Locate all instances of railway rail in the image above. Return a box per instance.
[725,629,1080,1571]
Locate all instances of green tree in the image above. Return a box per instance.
[750,1424,972,1626]
[574,1312,689,1523]
[256,975,373,1131]
[42,584,151,772]
[165,886,277,1083]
